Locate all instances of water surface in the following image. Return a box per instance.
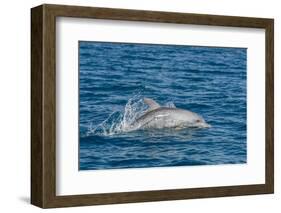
[79,41,247,170]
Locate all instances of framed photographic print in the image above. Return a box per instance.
[31,4,274,208]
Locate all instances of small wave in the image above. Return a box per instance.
[86,96,176,136]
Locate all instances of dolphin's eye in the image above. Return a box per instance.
[196,119,200,122]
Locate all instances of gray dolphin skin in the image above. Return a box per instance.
[129,98,211,130]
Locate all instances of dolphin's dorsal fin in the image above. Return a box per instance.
[144,98,160,111]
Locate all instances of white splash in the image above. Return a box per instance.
[86,96,175,136]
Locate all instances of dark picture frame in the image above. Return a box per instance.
[31,4,274,208]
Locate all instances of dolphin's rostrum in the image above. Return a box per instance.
[128,98,211,131]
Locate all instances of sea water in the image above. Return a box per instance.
[79,41,247,170]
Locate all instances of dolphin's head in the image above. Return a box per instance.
[193,116,211,128]
[179,110,211,128]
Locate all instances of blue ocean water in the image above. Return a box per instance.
[79,41,247,170]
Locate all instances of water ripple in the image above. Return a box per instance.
[79,42,247,170]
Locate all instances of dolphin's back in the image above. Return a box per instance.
[132,107,198,129]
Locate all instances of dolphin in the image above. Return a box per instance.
[128,98,211,131]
